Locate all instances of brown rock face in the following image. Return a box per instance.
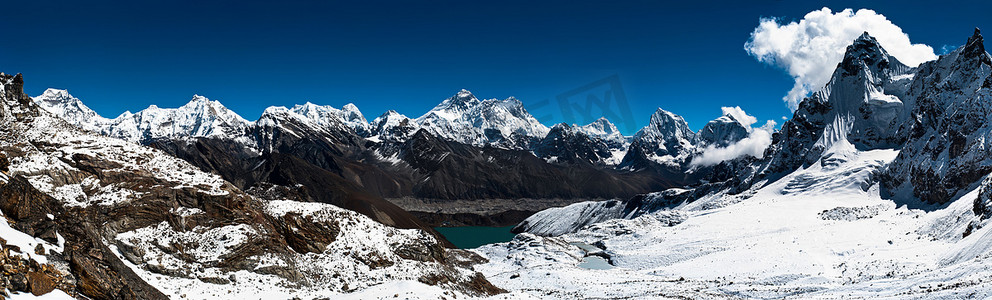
[0,176,61,243]
[0,152,9,172]
[27,271,55,296]
[274,212,340,254]
[0,175,169,300]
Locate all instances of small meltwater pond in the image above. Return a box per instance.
[571,242,614,270]
[578,256,613,270]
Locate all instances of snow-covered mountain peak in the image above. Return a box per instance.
[289,101,319,113]
[550,122,571,131]
[618,108,696,170]
[174,94,246,122]
[369,110,418,142]
[963,28,987,59]
[838,32,909,79]
[406,91,548,149]
[697,109,751,148]
[280,101,371,136]
[38,88,72,100]
[577,117,621,137]
[642,108,694,139]
[32,88,108,132]
[287,101,337,123]
[455,88,476,100]
[340,102,367,122]
[430,89,481,114]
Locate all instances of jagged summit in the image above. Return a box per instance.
[966,28,985,54]
[641,108,695,141]
[962,27,990,65]
[618,108,696,171]
[285,101,371,136]
[839,32,908,77]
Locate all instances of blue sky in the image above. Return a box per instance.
[2,1,990,135]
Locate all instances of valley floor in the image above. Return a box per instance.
[387,197,603,227]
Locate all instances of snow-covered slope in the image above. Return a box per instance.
[484,29,992,298]
[3,73,505,299]
[479,136,992,298]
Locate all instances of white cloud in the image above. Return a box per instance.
[721,106,758,128]
[745,7,937,111]
[691,119,777,168]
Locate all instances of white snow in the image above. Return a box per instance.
[5,289,75,300]
[0,210,62,264]
[478,144,992,298]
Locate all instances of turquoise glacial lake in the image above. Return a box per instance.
[434,226,517,249]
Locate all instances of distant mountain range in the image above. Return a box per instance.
[33,76,770,227]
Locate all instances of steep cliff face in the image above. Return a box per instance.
[532,123,617,166]
[0,73,501,298]
[755,33,914,182]
[883,29,992,204]
[619,108,697,173]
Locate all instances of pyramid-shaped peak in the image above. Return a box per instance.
[964,27,986,58]
[838,31,906,76]
[848,31,885,54]
[342,103,360,111]
[180,94,220,110]
[455,89,477,100]
[650,108,684,123]
[432,89,480,112]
